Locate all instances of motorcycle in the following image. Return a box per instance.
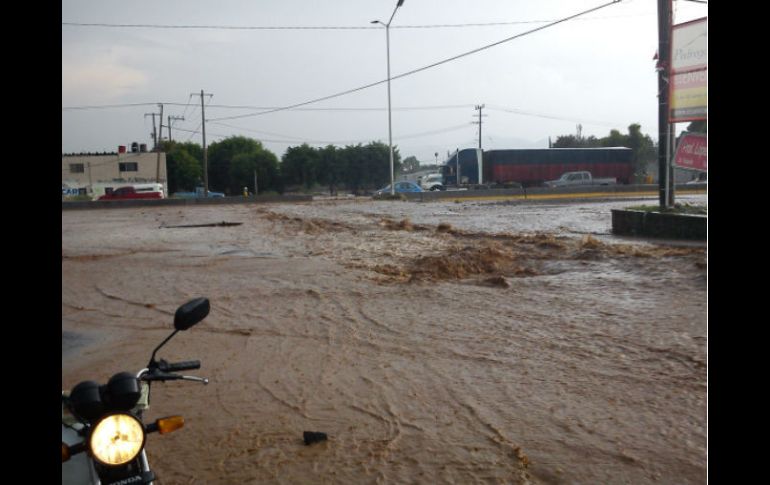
[62,297,211,485]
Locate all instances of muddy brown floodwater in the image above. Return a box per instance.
[62,197,707,484]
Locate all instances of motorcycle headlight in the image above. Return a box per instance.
[89,413,146,466]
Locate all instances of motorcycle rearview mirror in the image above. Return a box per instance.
[174,297,210,331]
[148,298,210,367]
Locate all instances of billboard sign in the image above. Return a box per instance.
[670,18,707,123]
[673,132,707,172]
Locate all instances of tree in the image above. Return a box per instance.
[552,134,600,148]
[169,150,203,192]
[626,123,656,168]
[281,144,319,190]
[207,136,280,194]
[601,129,627,148]
[161,140,203,193]
[275,140,402,195]
[317,145,343,195]
[401,156,420,173]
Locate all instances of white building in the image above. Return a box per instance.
[62,148,167,199]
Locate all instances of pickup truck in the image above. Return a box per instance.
[98,186,164,200]
[419,173,446,191]
[172,187,225,198]
[544,171,617,188]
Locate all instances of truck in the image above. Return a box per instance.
[543,171,617,188]
[442,147,634,188]
[172,187,225,198]
[98,185,164,201]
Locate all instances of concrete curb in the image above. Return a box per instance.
[611,209,707,240]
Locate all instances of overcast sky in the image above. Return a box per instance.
[62,0,707,164]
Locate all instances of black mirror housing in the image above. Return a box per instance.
[174,298,210,331]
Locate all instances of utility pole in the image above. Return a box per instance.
[473,104,485,150]
[157,104,164,147]
[167,116,185,142]
[145,113,158,149]
[155,103,164,183]
[87,162,93,195]
[192,90,213,196]
[455,148,460,187]
[657,0,672,208]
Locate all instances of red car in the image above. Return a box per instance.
[98,185,164,200]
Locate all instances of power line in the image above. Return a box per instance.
[176,121,474,146]
[63,102,474,112]
[208,0,625,123]
[486,105,622,128]
[61,13,648,31]
[62,102,160,110]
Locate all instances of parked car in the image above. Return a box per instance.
[373,181,424,196]
[686,173,707,185]
[172,187,225,198]
[98,185,164,200]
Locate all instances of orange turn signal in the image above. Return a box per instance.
[156,415,185,435]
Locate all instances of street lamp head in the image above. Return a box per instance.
[397,0,405,7]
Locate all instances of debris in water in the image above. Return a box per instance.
[580,235,603,249]
[381,218,415,231]
[483,275,511,288]
[303,431,328,445]
[161,221,243,229]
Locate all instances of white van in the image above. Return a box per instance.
[132,183,166,198]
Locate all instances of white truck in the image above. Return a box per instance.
[419,173,446,191]
[544,171,617,188]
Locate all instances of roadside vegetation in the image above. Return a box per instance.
[161,138,401,196]
[627,203,707,215]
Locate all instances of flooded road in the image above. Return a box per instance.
[62,195,707,484]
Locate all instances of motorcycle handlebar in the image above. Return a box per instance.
[159,360,201,372]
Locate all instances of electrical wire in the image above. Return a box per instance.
[208,0,625,123]
[62,102,160,110]
[193,121,475,146]
[63,102,475,112]
[486,105,622,128]
[61,13,645,31]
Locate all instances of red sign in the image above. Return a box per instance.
[673,133,707,171]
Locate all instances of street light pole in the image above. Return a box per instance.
[372,0,405,196]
